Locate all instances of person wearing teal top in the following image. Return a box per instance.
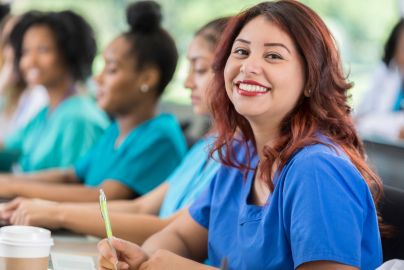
[76,115,186,196]
[159,136,219,218]
[0,2,185,202]
[4,95,108,171]
[0,10,106,170]
[0,14,229,246]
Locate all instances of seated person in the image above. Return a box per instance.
[355,19,404,140]
[98,1,384,270]
[0,15,229,245]
[0,14,48,142]
[0,10,109,171]
[0,1,186,202]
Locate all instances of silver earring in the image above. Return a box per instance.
[140,84,149,93]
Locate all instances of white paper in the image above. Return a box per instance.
[51,252,96,270]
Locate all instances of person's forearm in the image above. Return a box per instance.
[7,182,100,202]
[60,204,174,244]
[0,169,77,184]
[142,225,192,259]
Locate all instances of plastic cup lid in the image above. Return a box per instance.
[0,225,53,246]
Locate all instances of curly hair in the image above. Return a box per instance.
[9,10,96,82]
[209,0,382,213]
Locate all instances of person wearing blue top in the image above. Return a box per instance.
[0,11,228,245]
[98,1,384,270]
[0,1,186,202]
[0,10,109,171]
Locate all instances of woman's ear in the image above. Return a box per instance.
[140,67,160,92]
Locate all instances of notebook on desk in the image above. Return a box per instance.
[50,253,96,270]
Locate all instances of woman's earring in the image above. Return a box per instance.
[304,88,312,97]
[140,84,149,93]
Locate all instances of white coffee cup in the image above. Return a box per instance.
[0,225,54,270]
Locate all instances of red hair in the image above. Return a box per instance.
[209,0,383,218]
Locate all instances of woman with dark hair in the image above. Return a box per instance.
[0,14,48,141]
[98,1,383,270]
[1,17,229,244]
[0,10,109,171]
[355,19,404,140]
[0,1,186,202]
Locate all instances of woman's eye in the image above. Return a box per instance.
[195,69,208,75]
[266,53,283,60]
[38,47,51,53]
[233,48,248,56]
[106,67,117,74]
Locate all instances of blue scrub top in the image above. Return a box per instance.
[75,114,187,195]
[159,136,220,218]
[189,140,382,270]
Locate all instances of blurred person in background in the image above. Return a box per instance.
[0,1,186,202]
[0,17,229,244]
[0,9,109,172]
[355,19,404,141]
[0,9,48,142]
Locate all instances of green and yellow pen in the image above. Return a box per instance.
[99,189,118,270]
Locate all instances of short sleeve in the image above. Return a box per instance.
[189,172,217,229]
[282,151,368,268]
[74,147,96,183]
[105,135,183,195]
[3,112,39,152]
[57,116,105,168]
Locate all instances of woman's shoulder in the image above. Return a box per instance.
[281,142,369,195]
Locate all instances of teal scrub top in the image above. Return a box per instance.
[159,136,221,218]
[4,95,109,172]
[75,114,187,195]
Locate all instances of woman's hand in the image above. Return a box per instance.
[0,197,26,222]
[2,197,61,229]
[98,237,149,270]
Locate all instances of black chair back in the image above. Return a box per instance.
[380,185,404,261]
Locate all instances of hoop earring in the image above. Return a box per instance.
[140,84,149,93]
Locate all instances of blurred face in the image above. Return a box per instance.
[19,25,68,88]
[95,36,145,115]
[394,30,404,74]
[224,16,305,127]
[184,35,214,115]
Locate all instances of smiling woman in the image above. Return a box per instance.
[98,1,384,270]
[2,10,109,171]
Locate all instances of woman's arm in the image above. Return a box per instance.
[107,183,169,214]
[7,200,182,244]
[0,169,78,184]
[0,178,133,201]
[142,209,208,262]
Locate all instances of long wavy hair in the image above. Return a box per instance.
[209,1,383,213]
